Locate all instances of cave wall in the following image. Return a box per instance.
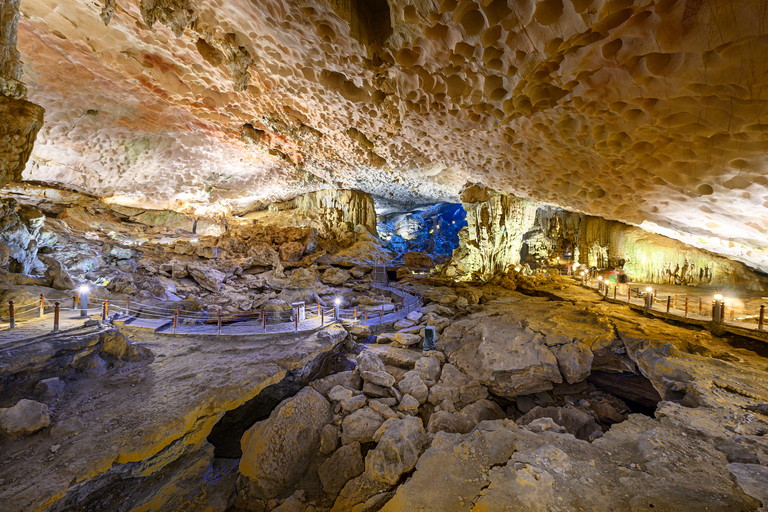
[0,0,44,189]
[270,188,378,238]
[527,207,768,291]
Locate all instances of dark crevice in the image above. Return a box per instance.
[588,371,661,412]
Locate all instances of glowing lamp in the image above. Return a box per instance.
[714,294,723,301]
[335,298,341,305]
[79,285,89,293]
[646,287,653,292]
[598,276,603,281]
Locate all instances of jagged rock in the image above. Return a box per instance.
[105,271,137,295]
[341,407,385,445]
[381,420,518,510]
[328,385,356,403]
[0,399,50,436]
[404,252,433,267]
[428,364,488,405]
[357,350,386,374]
[369,399,398,420]
[331,473,392,512]
[362,382,390,399]
[554,341,594,384]
[33,377,65,398]
[377,332,421,347]
[279,241,304,262]
[187,264,225,292]
[340,394,367,413]
[396,371,429,404]
[239,387,332,500]
[361,370,396,388]
[319,424,340,455]
[439,310,562,399]
[37,254,74,290]
[396,394,419,416]
[366,416,428,485]
[102,242,132,260]
[322,267,351,285]
[349,323,371,338]
[517,406,602,441]
[349,267,367,279]
[415,356,441,383]
[318,441,365,497]
[393,319,415,330]
[0,240,8,266]
[311,371,362,398]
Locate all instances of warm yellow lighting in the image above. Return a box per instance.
[714,294,723,301]
[598,276,603,281]
[646,287,653,292]
[335,298,341,305]
[79,285,89,293]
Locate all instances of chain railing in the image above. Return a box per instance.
[2,282,424,336]
[579,275,766,332]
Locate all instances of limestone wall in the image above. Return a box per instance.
[0,0,44,189]
[528,207,768,291]
[271,189,378,238]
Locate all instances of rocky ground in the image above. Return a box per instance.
[3,267,768,511]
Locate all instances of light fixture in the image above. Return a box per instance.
[335,298,341,305]
[646,287,653,292]
[79,285,89,293]
[598,276,603,281]
[714,294,723,301]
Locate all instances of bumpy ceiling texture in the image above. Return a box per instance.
[14,0,768,271]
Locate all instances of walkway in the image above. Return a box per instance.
[1,283,423,339]
[578,276,768,342]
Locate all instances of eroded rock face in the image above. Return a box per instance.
[13,0,768,270]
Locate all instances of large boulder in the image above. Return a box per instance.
[438,310,562,399]
[279,241,305,262]
[322,267,351,285]
[366,416,428,485]
[554,341,594,384]
[396,371,429,404]
[187,264,226,292]
[239,387,331,500]
[38,254,75,290]
[517,406,602,441]
[341,407,385,445]
[318,442,365,497]
[0,399,50,436]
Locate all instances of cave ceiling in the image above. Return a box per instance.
[13,0,768,270]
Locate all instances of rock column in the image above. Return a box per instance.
[0,0,44,189]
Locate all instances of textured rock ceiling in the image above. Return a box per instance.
[13,0,768,270]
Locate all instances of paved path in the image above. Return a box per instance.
[1,283,423,340]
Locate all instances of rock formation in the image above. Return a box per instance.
[0,0,44,188]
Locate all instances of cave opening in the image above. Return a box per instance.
[377,202,467,264]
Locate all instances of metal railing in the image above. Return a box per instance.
[1,283,424,336]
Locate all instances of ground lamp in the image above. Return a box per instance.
[334,297,341,321]
[79,285,89,317]
[713,294,723,324]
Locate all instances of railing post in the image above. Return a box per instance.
[699,298,702,316]
[674,294,677,307]
[101,301,106,321]
[364,310,368,325]
[354,307,357,320]
[613,286,617,300]
[53,302,60,331]
[9,301,15,329]
[105,300,109,320]
[263,310,267,332]
[379,306,383,324]
[73,294,78,310]
[217,309,222,335]
[295,312,298,332]
[39,293,45,318]
[760,305,765,331]
[666,296,671,313]
[173,307,179,334]
[321,308,324,326]
[730,307,734,321]
[627,286,631,301]
[126,297,130,313]
[685,297,689,317]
